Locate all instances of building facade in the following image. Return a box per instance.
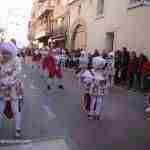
[48,0,68,48]
[67,0,150,55]
[28,0,68,48]
[29,0,150,55]
[29,0,54,46]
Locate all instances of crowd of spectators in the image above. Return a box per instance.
[65,47,150,91]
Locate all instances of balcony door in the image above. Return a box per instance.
[105,32,114,51]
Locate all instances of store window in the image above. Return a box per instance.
[97,0,104,16]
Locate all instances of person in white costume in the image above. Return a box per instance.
[0,42,22,138]
[104,52,115,89]
[78,57,94,116]
[89,56,108,120]
[76,51,89,75]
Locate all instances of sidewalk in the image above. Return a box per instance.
[0,138,70,150]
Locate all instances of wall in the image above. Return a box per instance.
[68,0,150,55]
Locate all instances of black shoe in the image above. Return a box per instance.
[47,85,51,90]
[58,85,64,89]
[95,116,101,120]
[88,115,93,120]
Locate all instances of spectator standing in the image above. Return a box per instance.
[127,51,138,89]
[120,47,130,84]
[92,49,100,58]
[114,50,122,84]
[138,54,148,89]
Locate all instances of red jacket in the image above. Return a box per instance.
[46,54,57,77]
[127,58,138,78]
[141,61,150,77]
[42,52,63,78]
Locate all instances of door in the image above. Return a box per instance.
[106,32,114,51]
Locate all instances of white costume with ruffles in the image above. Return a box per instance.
[0,42,22,134]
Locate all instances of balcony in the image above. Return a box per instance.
[37,0,54,19]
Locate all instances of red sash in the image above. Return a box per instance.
[3,101,13,119]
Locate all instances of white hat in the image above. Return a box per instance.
[92,56,106,69]
[79,56,89,68]
[0,42,18,57]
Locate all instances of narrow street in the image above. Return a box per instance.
[0,63,150,150]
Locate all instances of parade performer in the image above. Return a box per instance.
[43,49,64,90]
[0,42,22,137]
[89,56,107,120]
[79,67,94,115]
[32,50,42,70]
[16,79,24,113]
[76,51,89,75]
[59,48,66,69]
[78,51,94,115]
[54,48,64,89]
[44,49,56,90]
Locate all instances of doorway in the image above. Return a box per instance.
[106,32,114,51]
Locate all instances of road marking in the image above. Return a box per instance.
[30,84,39,90]
[23,74,27,78]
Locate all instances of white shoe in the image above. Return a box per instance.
[145,107,150,113]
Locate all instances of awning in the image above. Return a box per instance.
[49,35,65,42]
[35,35,49,45]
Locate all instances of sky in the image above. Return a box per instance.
[0,0,33,48]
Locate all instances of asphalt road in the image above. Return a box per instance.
[0,64,150,150]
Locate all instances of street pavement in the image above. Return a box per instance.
[0,63,150,150]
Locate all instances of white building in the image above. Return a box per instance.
[67,0,150,55]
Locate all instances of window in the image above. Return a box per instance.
[130,0,150,3]
[97,0,104,16]
[129,0,141,4]
[78,5,82,15]
[144,0,150,4]
[128,0,150,8]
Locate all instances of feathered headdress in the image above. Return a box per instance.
[0,42,18,57]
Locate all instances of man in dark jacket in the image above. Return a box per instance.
[121,47,130,84]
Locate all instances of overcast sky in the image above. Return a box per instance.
[0,0,32,47]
